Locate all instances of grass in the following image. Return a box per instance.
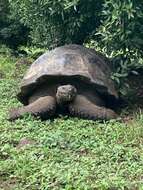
[0,53,143,190]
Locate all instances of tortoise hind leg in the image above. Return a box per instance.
[9,96,56,121]
[68,95,117,120]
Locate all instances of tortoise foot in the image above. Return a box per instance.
[9,96,56,121]
[69,95,118,120]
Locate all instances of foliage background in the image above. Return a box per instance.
[91,0,143,84]
[0,0,29,49]
[9,0,103,48]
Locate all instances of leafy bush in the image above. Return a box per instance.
[18,46,47,59]
[0,0,29,49]
[9,0,103,48]
[88,0,143,86]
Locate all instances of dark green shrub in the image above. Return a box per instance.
[9,0,103,48]
[90,0,143,85]
[0,0,29,49]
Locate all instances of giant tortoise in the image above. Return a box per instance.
[9,44,119,121]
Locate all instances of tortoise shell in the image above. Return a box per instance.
[17,44,118,104]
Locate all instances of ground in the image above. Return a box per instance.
[0,53,143,190]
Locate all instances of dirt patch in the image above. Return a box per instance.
[0,177,19,190]
[16,137,35,149]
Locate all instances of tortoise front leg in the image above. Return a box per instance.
[9,96,56,121]
[68,95,117,120]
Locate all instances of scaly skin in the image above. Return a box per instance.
[9,96,56,121]
[69,95,117,120]
[9,84,117,121]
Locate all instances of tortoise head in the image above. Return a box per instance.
[56,85,77,105]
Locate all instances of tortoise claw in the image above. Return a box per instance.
[8,108,20,121]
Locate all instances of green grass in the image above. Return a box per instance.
[0,54,143,190]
